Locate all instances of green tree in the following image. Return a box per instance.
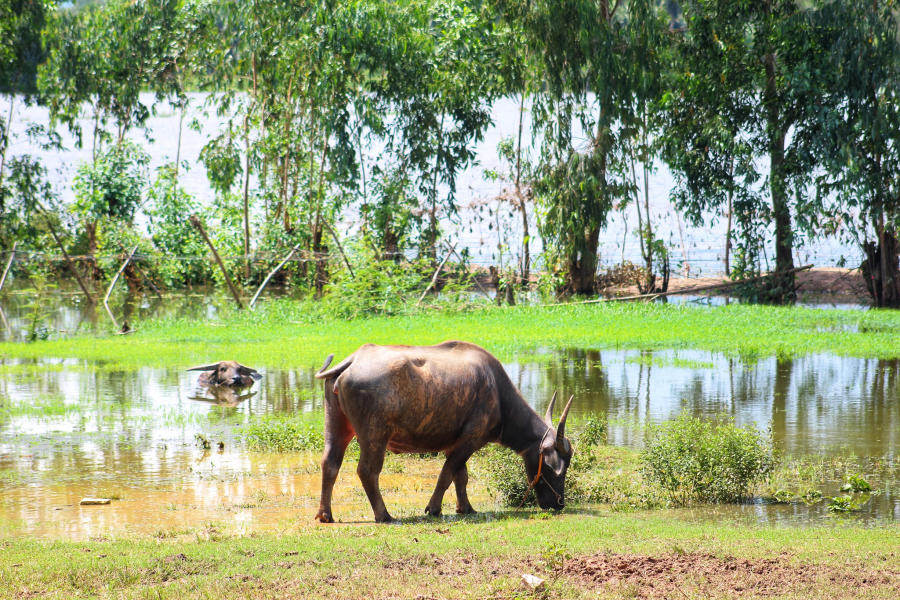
[72,141,149,277]
[0,0,50,231]
[500,0,670,295]
[664,0,825,302]
[802,1,900,307]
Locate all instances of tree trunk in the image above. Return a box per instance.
[725,158,734,276]
[242,113,251,280]
[566,227,600,295]
[0,95,14,195]
[86,220,102,281]
[764,47,795,303]
[515,93,530,285]
[862,224,900,308]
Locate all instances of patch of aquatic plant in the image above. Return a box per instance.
[3,302,900,369]
[242,415,324,452]
[0,394,82,419]
[624,353,716,369]
[764,455,896,503]
[641,414,778,505]
[827,495,869,513]
[842,474,873,493]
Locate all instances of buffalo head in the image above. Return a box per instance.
[524,392,574,510]
[187,361,262,387]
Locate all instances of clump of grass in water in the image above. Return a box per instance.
[641,413,778,505]
[243,416,324,452]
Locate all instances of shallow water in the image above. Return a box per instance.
[0,348,897,538]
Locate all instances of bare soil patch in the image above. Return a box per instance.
[563,552,900,598]
[603,267,870,304]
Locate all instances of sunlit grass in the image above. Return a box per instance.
[0,301,897,368]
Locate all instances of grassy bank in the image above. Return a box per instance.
[1,300,898,368]
[2,512,897,599]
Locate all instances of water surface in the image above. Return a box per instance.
[1,348,897,538]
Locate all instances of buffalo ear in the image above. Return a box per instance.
[238,365,263,381]
[542,445,566,476]
[187,363,220,372]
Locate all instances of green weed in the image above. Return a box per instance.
[641,414,778,505]
[242,416,324,452]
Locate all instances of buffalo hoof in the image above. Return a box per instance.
[314,511,333,523]
[424,506,442,517]
[456,506,477,515]
[374,514,396,524]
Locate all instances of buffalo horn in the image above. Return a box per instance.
[238,364,263,381]
[555,395,574,445]
[187,363,220,372]
[544,391,558,425]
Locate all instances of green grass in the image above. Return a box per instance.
[0,512,897,599]
[0,300,898,369]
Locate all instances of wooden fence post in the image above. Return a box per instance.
[0,241,18,293]
[250,243,302,309]
[190,214,244,309]
[103,245,139,331]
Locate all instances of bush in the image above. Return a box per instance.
[577,415,607,447]
[641,414,777,505]
[474,445,533,507]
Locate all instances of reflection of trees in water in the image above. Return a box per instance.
[542,349,614,418]
[772,358,793,449]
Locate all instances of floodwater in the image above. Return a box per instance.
[0,348,897,539]
[5,93,862,275]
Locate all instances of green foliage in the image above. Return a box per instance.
[73,141,149,223]
[0,154,60,252]
[842,474,872,494]
[145,165,211,286]
[474,444,533,507]
[322,244,429,319]
[39,0,192,150]
[0,0,48,96]
[577,416,607,447]
[641,413,778,505]
[243,417,324,453]
[827,495,862,513]
[21,272,55,342]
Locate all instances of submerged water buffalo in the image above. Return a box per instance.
[314,341,574,523]
[187,361,262,387]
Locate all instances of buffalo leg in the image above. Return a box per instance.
[315,385,354,523]
[357,436,393,523]
[453,464,476,515]
[425,445,477,516]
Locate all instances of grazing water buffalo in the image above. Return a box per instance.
[187,361,262,387]
[314,341,573,523]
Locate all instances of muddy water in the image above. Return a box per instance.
[0,349,897,538]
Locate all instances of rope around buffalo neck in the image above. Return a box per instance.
[518,427,563,509]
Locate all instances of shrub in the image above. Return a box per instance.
[640,413,777,505]
[577,415,607,447]
[474,445,534,507]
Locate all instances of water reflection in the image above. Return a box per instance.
[0,348,897,537]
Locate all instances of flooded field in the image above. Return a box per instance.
[1,348,897,539]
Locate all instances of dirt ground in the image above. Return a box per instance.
[610,267,871,305]
[562,552,900,598]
